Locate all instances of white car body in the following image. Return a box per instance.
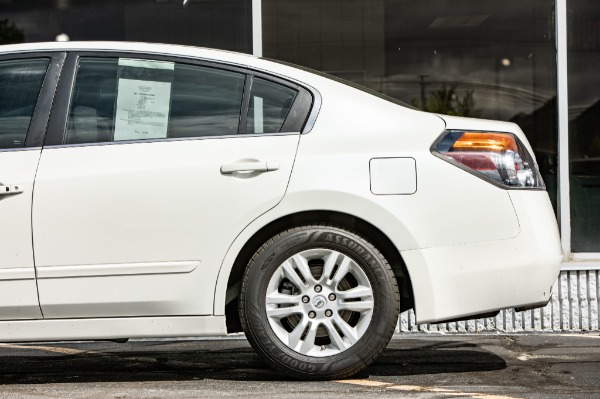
[0,42,560,357]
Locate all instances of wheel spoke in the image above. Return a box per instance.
[337,285,373,301]
[266,305,301,319]
[330,256,351,287]
[321,251,339,282]
[266,292,300,306]
[299,321,319,354]
[287,316,309,350]
[332,314,359,344]
[281,259,307,290]
[323,320,350,351]
[338,299,374,312]
[292,254,316,285]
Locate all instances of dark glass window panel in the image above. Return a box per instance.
[246,77,297,134]
[169,64,245,138]
[66,58,119,144]
[66,57,245,143]
[263,0,558,209]
[0,58,49,149]
[568,0,600,252]
[0,0,251,54]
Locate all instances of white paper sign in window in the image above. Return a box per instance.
[114,59,174,141]
[253,97,264,133]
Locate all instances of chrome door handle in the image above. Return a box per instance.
[0,184,24,196]
[220,161,280,174]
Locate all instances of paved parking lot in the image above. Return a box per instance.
[0,333,599,398]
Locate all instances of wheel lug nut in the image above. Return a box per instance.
[308,311,316,319]
[328,293,336,301]
[302,296,309,304]
[314,285,322,293]
[325,309,333,317]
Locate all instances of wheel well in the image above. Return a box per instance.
[225,211,415,333]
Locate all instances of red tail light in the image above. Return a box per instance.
[432,130,545,189]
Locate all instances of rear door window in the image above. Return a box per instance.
[65,57,246,144]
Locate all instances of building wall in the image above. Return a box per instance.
[263,0,385,86]
[1,0,599,333]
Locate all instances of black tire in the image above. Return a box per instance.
[239,224,400,380]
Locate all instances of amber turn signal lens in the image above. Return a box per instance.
[451,132,519,153]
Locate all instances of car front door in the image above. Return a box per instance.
[33,53,308,318]
[0,53,63,320]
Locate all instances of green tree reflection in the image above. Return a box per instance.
[411,84,482,118]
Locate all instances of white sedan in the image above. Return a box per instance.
[0,42,561,379]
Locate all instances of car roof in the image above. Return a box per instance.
[0,41,417,115]
[0,41,333,90]
[0,41,258,68]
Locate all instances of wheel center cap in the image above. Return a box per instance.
[312,295,327,309]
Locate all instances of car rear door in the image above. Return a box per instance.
[32,52,310,318]
[0,52,64,320]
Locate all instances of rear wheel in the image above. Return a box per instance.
[239,225,400,379]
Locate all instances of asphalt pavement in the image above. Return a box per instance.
[0,333,599,398]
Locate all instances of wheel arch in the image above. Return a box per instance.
[222,210,415,333]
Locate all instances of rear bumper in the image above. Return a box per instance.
[401,190,562,324]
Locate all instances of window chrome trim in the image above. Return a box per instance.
[0,146,42,153]
[42,131,300,150]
